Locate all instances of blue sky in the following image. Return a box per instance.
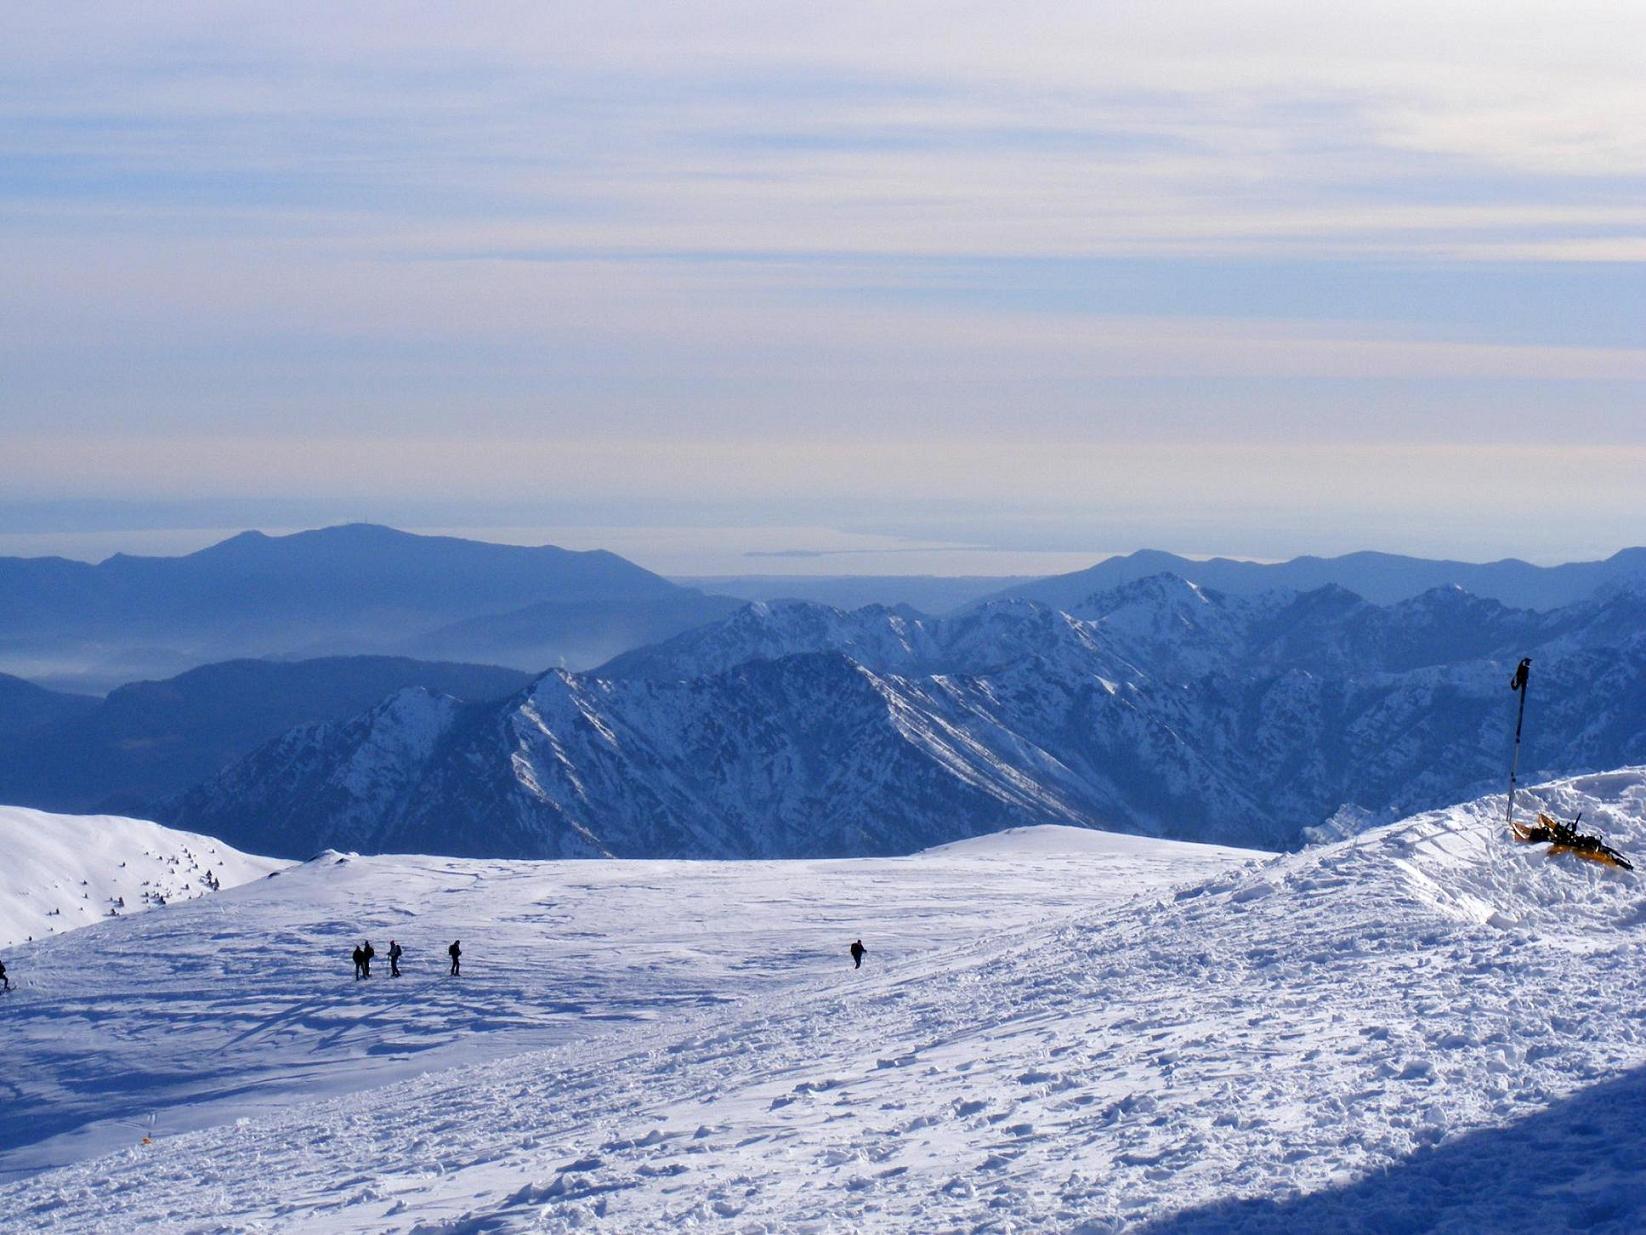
[2,2,1644,572]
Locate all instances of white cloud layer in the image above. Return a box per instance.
[2,2,1643,561]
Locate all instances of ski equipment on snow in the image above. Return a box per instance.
[1502,657,1633,869]
[1512,811,1634,871]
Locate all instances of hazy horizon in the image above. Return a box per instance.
[5,3,1644,566]
[0,514,1639,579]
[3,1,1646,566]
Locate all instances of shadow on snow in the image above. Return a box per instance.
[1133,1061,1646,1234]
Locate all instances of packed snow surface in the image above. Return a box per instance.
[5,771,1646,1233]
[0,805,288,948]
[921,824,1259,859]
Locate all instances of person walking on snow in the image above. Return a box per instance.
[850,939,866,970]
[388,940,403,978]
[360,940,375,978]
[351,945,365,980]
[448,940,462,977]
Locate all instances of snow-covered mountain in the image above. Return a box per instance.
[6,770,1646,1232]
[168,655,1106,858]
[0,806,287,947]
[598,595,1107,680]
[165,578,1646,858]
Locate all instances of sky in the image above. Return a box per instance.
[2,2,1644,574]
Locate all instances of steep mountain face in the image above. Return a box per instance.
[600,578,1615,688]
[599,597,1113,682]
[162,578,1646,858]
[0,524,736,691]
[598,600,948,680]
[171,688,481,858]
[0,656,533,814]
[170,656,1099,859]
[1065,575,1256,677]
[1238,584,1499,674]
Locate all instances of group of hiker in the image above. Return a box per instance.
[5,934,863,996]
[351,938,460,979]
[344,938,863,981]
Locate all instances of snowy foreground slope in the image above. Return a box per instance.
[6,772,1646,1232]
[0,827,1258,1182]
[0,805,287,948]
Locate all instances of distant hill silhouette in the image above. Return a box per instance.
[0,655,533,814]
[0,673,98,738]
[0,523,739,690]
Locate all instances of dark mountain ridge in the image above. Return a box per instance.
[0,674,99,738]
[0,655,534,814]
[0,523,738,690]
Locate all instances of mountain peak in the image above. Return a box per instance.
[1076,572,1227,615]
[1396,584,1509,617]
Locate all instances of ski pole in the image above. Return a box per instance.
[1506,657,1531,826]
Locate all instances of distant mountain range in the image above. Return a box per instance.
[675,574,1025,615]
[0,524,740,691]
[675,548,1646,617]
[5,527,1639,695]
[0,656,533,815]
[7,527,1644,860]
[161,576,1646,859]
[986,546,1646,611]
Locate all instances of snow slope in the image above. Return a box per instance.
[922,823,1261,860]
[6,771,1646,1232]
[0,827,1262,1181]
[0,805,287,948]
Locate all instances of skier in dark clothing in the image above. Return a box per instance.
[352,945,365,980]
[448,940,461,977]
[388,940,403,978]
[360,940,375,978]
[0,958,10,991]
[850,939,866,969]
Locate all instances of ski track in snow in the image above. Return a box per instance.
[4,773,1646,1232]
